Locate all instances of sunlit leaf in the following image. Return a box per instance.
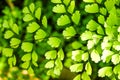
[63,0,70,6]
[54,66,61,76]
[21,42,33,52]
[104,0,115,11]
[45,60,54,68]
[57,48,64,60]
[57,15,70,26]
[82,52,89,61]
[10,38,21,48]
[29,3,35,13]
[70,63,83,72]
[85,3,99,13]
[98,67,113,77]
[4,30,14,39]
[82,72,91,80]
[73,74,81,80]
[32,61,38,67]
[91,49,100,63]
[113,64,120,74]
[67,0,75,14]
[85,62,92,75]
[47,37,61,48]
[32,51,38,62]
[83,0,95,3]
[111,54,120,65]
[11,24,19,35]
[27,22,40,33]
[55,59,63,70]
[97,26,104,35]
[113,41,120,51]
[8,57,13,67]
[21,53,31,61]
[2,48,13,57]
[72,10,81,25]
[23,14,33,22]
[81,31,92,41]
[51,0,62,3]
[22,7,30,13]
[53,4,66,13]
[35,7,41,20]
[45,50,57,59]
[100,7,107,15]
[87,40,94,49]
[63,26,76,39]
[21,61,30,69]
[72,41,82,49]
[28,66,34,74]
[42,16,47,28]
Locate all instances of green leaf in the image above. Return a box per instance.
[23,14,33,22]
[73,75,81,80]
[72,41,82,49]
[2,48,13,57]
[32,51,38,62]
[34,29,46,41]
[70,63,83,72]
[57,48,64,60]
[98,67,113,77]
[29,3,35,13]
[21,53,31,61]
[22,7,30,13]
[47,37,61,48]
[21,61,30,69]
[111,54,120,65]
[42,16,47,28]
[3,20,9,28]
[57,15,70,26]
[87,19,100,31]
[45,50,57,59]
[21,42,33,52]
[67,0,75,14]
[91,49,100,63]
[8,57,13,67]
[10,38,21,48]
[96,0,102,4]
[101,41,112,50]
[27,22,40,33]
[104,0,115,11]
[54,66,61,76]
[82,52,89,61]
[87,40,94,49]
[113,64,120,74]
[53,4,66,13]
[35,7,41,20]
[118,34,120,42]
[32,61,38,67]
[63,0,70,6]
[72,10,81,25]
[51,0,62,3]
[72,50,84,62]
[63,26,76,39]
[82,72,91,80]
[100,7,107,15]
[85,3,99,13]
[13,55,16,66]
[11,24,19,35]
[97,26,104,35]
[101,50,114,63]
[45,60,54,68]
[28,66,34,74]
[113,41,120,51]
[85,62,92,75]
[81,31,92,41]
[55,59,63,70]
[98,15,105,24]
[4,30,14,39]
[83,0,95,3]
[118,27,120,32]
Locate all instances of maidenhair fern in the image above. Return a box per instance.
[0,0,120,80]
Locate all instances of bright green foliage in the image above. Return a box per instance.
[4,30,14,39]
[97,26,104,35]
[27,22,40,33]
[98,15,105,24]
[63,26,76,39]
[8,56,16,67]
[21,61,30,69]
[63,0,70,6]
[72,41,82,49]
[10,38,21,48]
[35,7,41,20]
[21,42,33,52]
[73,75,81,80]
[51,0,62,3]
[53,4,66,13]
[83,0,95,3]
[23,14,33,22]
[45,60,54,68]
[70,63,83,72]
[34,29,46,41]
[22,7,30,13]
[21,53,31,61]
[87,19,100,31]
[104,0,115,11]
[98,67,113,77]
[57,15,70,26]
[72,10,81,25]
[55,59,63,70]
[72,50,83,62]
[87,40,94,49]
[29,3,35,13]
[47,37,61,48]
[57,48,64,60]
[42,16,47,28]
[11,24,19,35]
[82,52,89,61]
[32,51,38,62]
[82,72,91,80]
[2,48,13,57]
[85,62,92,75]
[85,3,99,13]
[67,0,75,14]
[81,31,92,41]
[45,50,57,59]
[111,54,120,65]
[28,66,34,74]
[100,7,107,15]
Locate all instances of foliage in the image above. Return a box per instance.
[0,0,120,80]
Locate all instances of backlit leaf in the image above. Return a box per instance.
[35,7,41,20]
[113,64,120,74]
[57,48,64,60]
[2,48,13,57]
[11,24,19,35]
[10,38,21,48]
[21,61,30,69]
[70,63,83,72]
[82,72,91,80]
[42,16,47,28]
[104,0,115,11]
[82,52,89,61]
[4,30,14,39]
[23,14,33,22]
[85,62,92,75]
[53,4,66,13]
[21,42,33,52]
[72,41,82,49]
[54,66,61,76]
[83,0,95,3]
[8,57,13,67]
[29,3,35,13]
[100,7,107,15]
[73,75,81,80]
[72,10,81,25]
[81,31,92,41]
[51,0,62,3]
[98,15,105,24]
[67,0,75,14]
[63,0,70,6]
[47,37,61,48]
[85,3,99,13]
[45,60,54,68]
[21,53,31,61]
[97,26,104,35]
[22,7,30,13]
[55,59,63,70]
[27,22,40,33]
[32,51,38,62]
[111,54,120,65]
[63,26,76,39]
[91,49,100,63]
[45,50,57,59]
[28,66,34,74]
[87,40,94,49]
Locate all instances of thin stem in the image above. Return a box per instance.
[6,0,14,10]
